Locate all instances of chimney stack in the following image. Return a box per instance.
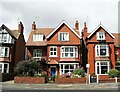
[32,21,36,31]
[18,21,24,34]
[75,20,79,31]
[82,22,87,39]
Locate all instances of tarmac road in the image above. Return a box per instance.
[0,80,120,92]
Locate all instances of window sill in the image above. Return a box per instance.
[49,56,58,58]
[95,56,109,57]
[96,74,108,75]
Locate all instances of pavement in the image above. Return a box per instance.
[0,80,120,91]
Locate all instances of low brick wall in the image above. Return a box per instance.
[1,73,14,82]
[117,78,120,82]
[99,78,115,83]
[55,77,86,84]
[14,77,45,84]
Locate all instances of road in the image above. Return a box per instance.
[0,80,120,92]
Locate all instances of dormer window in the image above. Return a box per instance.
[97,32,105,40]
[33,34,43,41]
[59,32,69,41]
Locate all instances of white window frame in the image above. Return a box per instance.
[95,61,110,75]
[33,34,43,41]
[96,32,105,40]
[49,46,57,57]
[59,63,79,75]
[58,32,69,41]
[0,47,9,57]
[0,63,9,73]
[0,33,10,43]
[33,49,42,58]
[95,44,109,57]
[61,46,78,58]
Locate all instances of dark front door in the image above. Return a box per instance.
[50,67,56,77]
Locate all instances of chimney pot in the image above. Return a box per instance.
[75,20,79,31]
[18,21,24,34]
[32,21,36,31]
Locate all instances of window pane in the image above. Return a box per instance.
[5,48,8,57]
[54,48,56,51]
[51,52,53,55]
[65,48,69,52]
[4,64,8,73]
[54,52,56,55]
[70,65,74,69]
[101,66,108,74]
[50,48,53,51]
[65,65,69,69]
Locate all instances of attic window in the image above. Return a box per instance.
[96,32,105,40]
[33,34,43,41]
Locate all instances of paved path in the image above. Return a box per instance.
[1,80,120,91]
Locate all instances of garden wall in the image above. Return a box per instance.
[55,77,86,84]
[1,73,14,82]
[14,77,45,84]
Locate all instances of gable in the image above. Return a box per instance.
[87,24,115,39]
[47,23,80,45]
[46,20,81,39]
[87,27,115,43]
[0,24,17,39]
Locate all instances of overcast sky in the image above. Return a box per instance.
[0,0,119,41]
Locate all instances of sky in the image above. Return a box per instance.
[0,0,119,42]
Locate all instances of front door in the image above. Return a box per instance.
[50,67,56,77]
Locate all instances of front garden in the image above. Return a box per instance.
[14,58,47,84]
[54,67,86,84]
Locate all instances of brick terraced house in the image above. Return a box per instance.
[26,20,82,78]
[82,22,120,79]
[0,22,26,74]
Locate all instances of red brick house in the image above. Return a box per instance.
[82,22,120,78]
[0,22,26,74]
[26,20,81,78]
[113,33,120,71]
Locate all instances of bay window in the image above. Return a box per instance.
[33,49,42,58]
[0,47,9,57]
[0,63,9,73]
[59,63,79,75]
[95,44,109,56]
[61,46,78,58]
[95,61,110,75]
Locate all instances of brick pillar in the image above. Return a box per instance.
[87,44,95,74]
[109,44,115,68]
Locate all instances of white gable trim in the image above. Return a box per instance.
[46,20,81,39]
[87,24,115,39]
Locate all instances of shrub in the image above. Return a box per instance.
[14,59,40,77]
[73,68,85,77]
[108,69,119,78]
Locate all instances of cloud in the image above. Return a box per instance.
[0,0,119,41]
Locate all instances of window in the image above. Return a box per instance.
[50,46,57,57]
[0,63,9,73]
[59,63,79,75]
[33,49,42,58]
[95,45,109,57]
[0,47,9,57]
[95,61,110,75]
[0,33,9,43]
[33,34,43,41]
[61,46,78,58]
[97,32,105,40]
[59,32,69,41]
